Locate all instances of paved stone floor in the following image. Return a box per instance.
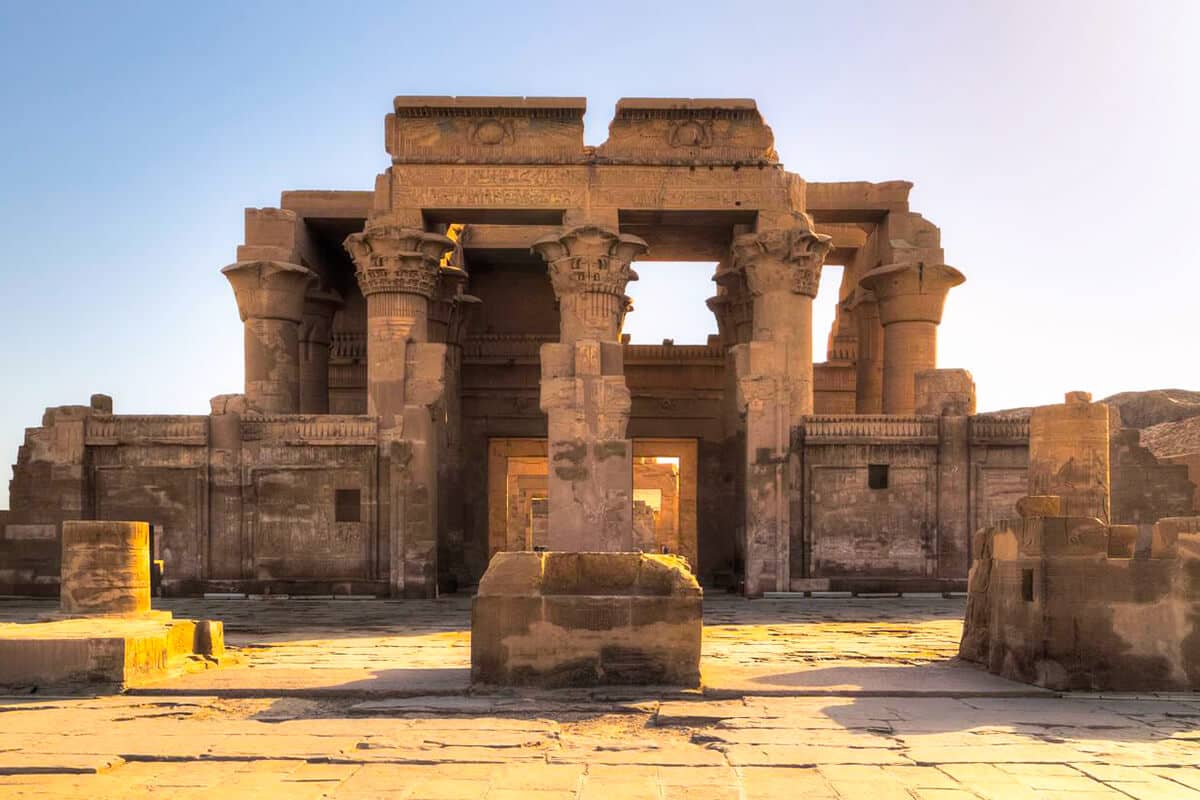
[1,596,1198,798]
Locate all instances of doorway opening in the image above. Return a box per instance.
[486,438,699,566]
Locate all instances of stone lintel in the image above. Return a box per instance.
[613,97,760,115]
[597,98,776,165]
[388,97,586,165]
[393,95,587,114]
[806,181,913,223]
[281,190,373,219]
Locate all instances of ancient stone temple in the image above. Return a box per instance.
[2,95,1192,599]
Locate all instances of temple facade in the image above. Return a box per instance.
[4,95,1078,598]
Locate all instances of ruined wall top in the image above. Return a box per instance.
[385,96,776,166]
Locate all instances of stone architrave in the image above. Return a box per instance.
[345,221,455,597]
[728,217,831,596]
[532,224,647,552]
[221,260,314,414]
[298,286,343,414]
[859,262,964,415]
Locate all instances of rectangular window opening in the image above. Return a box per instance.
[1021,568,1035,602]
[335,489,362,523]
[868,464,889,490]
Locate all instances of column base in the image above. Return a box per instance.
[0,614,229,693]
[471,551,702,688]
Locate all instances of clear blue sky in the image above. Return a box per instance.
[2,1,1197,509]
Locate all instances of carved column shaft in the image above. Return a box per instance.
[728,220,831,596]
[859,262,964,416]
[852,289,884,414]
[345,223,453,431]
[345,223,454,598]
[222,260,313,414]
[533,225,647,553]
[298,288,343,414]
[733,224,831,423]
[882,320,937,415]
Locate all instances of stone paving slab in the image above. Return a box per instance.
[1,595,1040,699]
[1,597,1198,797]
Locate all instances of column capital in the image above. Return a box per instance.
[344,222,454,298]
[221,260,314,323]
[706,265,754,348]
[849,285,879,312]
[531,224,647,300]
[731,219,832,298]
[299,286,344,345]
[858,262,965,324]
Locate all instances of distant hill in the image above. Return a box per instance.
[985,389,1200,458]
[1141,416,1200,458]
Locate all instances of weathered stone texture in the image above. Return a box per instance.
[0,94,1078,600]
[961,391,1200,691]
[59,521,150,615]
[1029,392,1111,522]
[961,514,1200,690]
[471,551,702,687]
[1109,426,1196,523]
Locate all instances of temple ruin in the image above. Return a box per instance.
[2,96,1193,601]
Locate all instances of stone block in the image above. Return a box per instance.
[471,551,701,687]
[914,369,976,416]
[194,620,225,657]
[1106,525,1139,557]
[0,615,227,691]
[1016,495,1062,518]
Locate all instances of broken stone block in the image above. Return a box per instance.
[60,520,151,616]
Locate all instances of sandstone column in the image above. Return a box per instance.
[1029,391,1111,522]
[852,287,884,414]
[298,286,343,414]
[533,224,647,552]
[429,263,482,590]
[732,224,831,422]
[60,521,151,616]
[343,222,454,429]
[728,218,831,596]
[221,260,314,414]
[345,221,455,597]
[859,262,964,415]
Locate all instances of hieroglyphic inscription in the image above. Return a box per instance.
[589,166,790,210]
[391,165,586,209]
[389,164,792,211]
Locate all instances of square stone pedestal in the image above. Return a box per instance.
[0,615,227,693]
[471,551,702,688]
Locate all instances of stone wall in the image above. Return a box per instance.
[2,404,384,597]
[961,514,1200,691]
[1110,427,1196,523]
[790,414,1027,593]
[4,396,1034,596]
